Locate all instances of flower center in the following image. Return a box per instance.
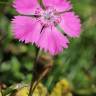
[35,7,61,27]
[43,8,55,20]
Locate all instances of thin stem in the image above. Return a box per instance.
[30,64,52,96]
[28,49,41,96]
[38,0,46,10]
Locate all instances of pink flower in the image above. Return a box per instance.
[12,0,81,55]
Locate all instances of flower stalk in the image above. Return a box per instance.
[28,49,53,96]
[28,49,41,96]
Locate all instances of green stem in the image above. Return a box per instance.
[38,0,46,9]
[31,67,51,95]
[28,49,41,96]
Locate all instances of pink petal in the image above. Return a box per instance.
[60,12,81,37]
[11,16,42,44]
[37,26,69,55]
[43,0,72,12]
[13,0,41,15]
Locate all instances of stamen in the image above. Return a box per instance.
[35,7,62,27]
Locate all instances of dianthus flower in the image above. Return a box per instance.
[12,0,81,55]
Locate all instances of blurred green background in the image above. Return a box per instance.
[0,0,96,96]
